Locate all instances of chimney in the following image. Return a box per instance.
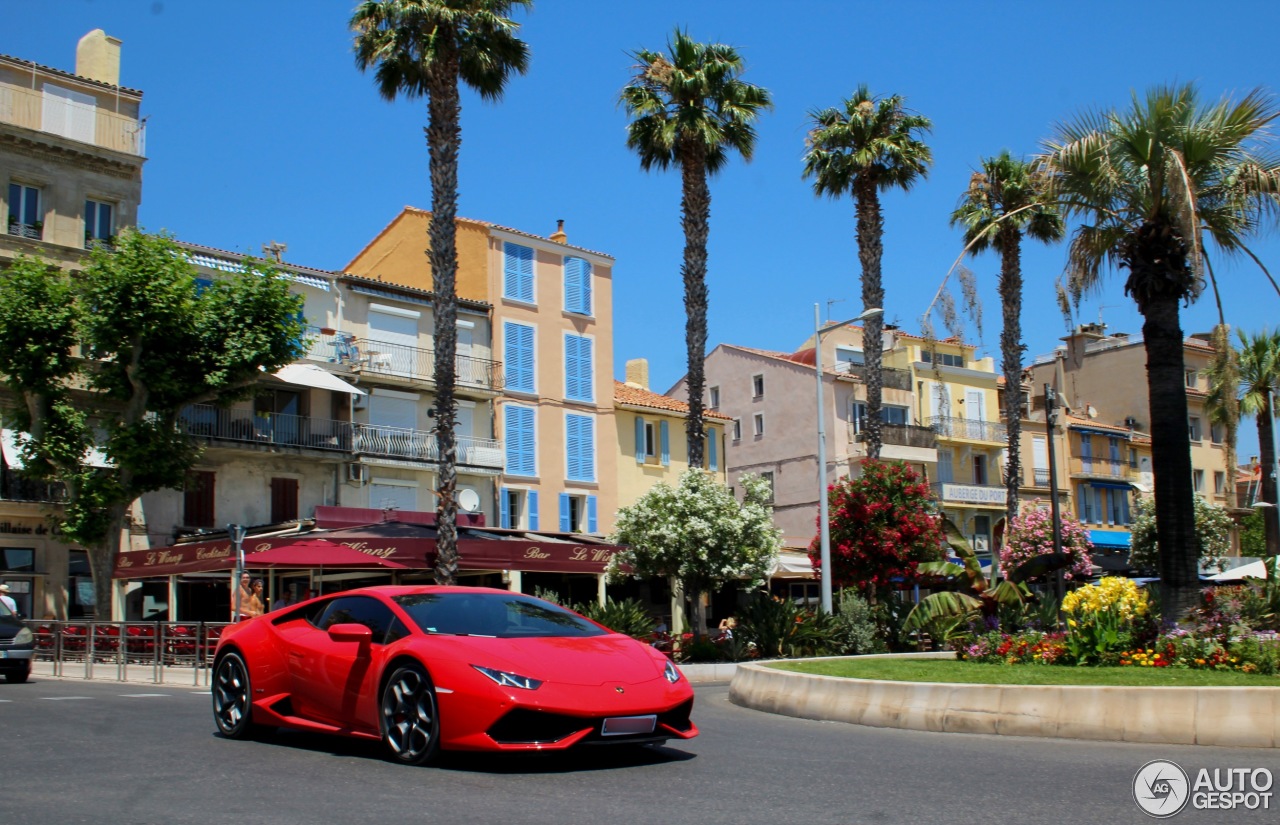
[549,219,567,244]
[76,29,122,87]
[625,358,649,390]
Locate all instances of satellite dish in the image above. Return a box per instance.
[1087,404,1098,419]
[458,488,481,513]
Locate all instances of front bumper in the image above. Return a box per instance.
[0,646,33,669]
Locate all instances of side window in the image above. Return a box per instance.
[315,595,396,643]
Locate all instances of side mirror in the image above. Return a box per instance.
[327,623,373,644]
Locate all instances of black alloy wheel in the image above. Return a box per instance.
[380,663,441,765]
[212,651,258,739]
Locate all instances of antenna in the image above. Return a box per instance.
[825,298,845,325]
[1096,305,1118,326]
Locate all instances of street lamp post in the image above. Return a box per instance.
[816,304,884,615]
[1268,388,1280,554]
[229,523,246,621]
[1043,385,1065,611]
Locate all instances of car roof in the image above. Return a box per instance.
[334,585,525,598]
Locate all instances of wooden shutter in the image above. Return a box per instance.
[184,471,216,528]
[505,405,535,476]
[499,487,510,528]
[660,420,670,467]
[565,414,594,482]
[564,335,593,401]
[559,493,571,532]
[564,257,591,314]
[708,429,718,471]
[504,322,534,393]
[528,490,539,530]
[270,477,299,523]
[586,495,598,533]
[504,243,534,302]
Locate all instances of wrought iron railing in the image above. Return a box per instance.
[852,423,937,449]
[180,404,352,451]
[1069,456,1135,478]
[926,415,1007,443]
[353,336,503,392]
[0,471,67,502]
[352,424,503,470]
[7,222,42,240]
[834,363,913,391]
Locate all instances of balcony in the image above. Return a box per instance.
[1029,467,1051,486]
[7,222,42,241]
[931,481,1008,508]
[180,405,352,452]
[0,82,146,156]
[352,425,504,472]
[927,416,1007,443]
[0,470,66,503]
[1069,456,1135,481]
[300,327,502,395]
[834,363,913,391]
[853,423,937,450]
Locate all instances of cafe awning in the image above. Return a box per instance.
[242,540,409,569]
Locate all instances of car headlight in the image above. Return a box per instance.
[472,665,542,690]
[663,659,681,684]
[13,627,32,645]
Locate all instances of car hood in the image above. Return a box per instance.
[451,633,666,687]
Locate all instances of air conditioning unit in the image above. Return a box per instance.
[346,462,369,484]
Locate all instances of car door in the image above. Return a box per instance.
[287,595,397,729]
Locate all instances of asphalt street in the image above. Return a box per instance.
[2,675,1276,825]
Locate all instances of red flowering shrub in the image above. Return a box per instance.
[809,460,945,594]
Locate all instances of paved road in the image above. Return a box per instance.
[2,675,1276,825]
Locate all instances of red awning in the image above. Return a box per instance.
[241,540,410,569]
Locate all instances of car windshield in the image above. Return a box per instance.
[393,592,606,639]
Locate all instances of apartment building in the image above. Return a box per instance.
[345,209,618,535]
[0,30,146,618]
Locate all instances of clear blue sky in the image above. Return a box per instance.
[8,0,1280,460]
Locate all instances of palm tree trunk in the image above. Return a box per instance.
[679,142,710,469]
[1140,291,1201,620]
[1258,399,1279,555]
[426,59,461,586]
[998,228,1023,538]
[854,181,885,461]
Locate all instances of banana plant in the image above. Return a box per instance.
[903,518,1028,634]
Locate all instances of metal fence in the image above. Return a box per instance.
[26,620,232,685]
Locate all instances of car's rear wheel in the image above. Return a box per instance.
[380,663,440,765]
[212,651,258,739]
[4,661,30,683]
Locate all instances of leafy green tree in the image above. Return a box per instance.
[620,29,772,468]
[1203,324,1241,511]
[1129,494,1232,574]
[803,87,932,460]
[0,232,304,615]
[1239,508,1266,557]
[609,469,780,637]
[1039,84,1280,619]
[1235,328,1280,555]
[351,0,531,584]
[810,460,944,597]
[949,152,1064,526]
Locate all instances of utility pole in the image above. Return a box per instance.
[1044,384,1065,612]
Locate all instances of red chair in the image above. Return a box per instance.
[62,624,87,654]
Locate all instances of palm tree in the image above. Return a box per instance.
[1039,85,1280,619]
[351,0,530,585]
[1203,323,1240,510]
[803,87,932,460]
[1236,329,1280,555]
[621,30,772,468]
[950,151,1064,535]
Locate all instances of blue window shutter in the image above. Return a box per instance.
[505,406,535,477]
[580,337,593,401]
[564,335,592,402]
[559,493,571,532]
[582,416,595,481]
[634,417,645,464]
[528,490,539,530]
[504,243,534,302]
[586,495,598,533]
[564,257,592,315]
[1120,491,1130,525]
[505,322,534,393]
[499,488,510,529]
[660,420,670,467]
[580,261,591,315]
[709,428,718,471]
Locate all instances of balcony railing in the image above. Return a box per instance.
[180,405,352,452]
[1030,468,1051,486]
[352,424,504,470]
[931,481,1007,507]
[926,416,1007,443]
[0,470,67,503]
[833,363,913,391]
[7,222,42,241]
[853,423,937,449]
[1069,456,1135,479]
[299,327,502,393]
[0,83,146,156]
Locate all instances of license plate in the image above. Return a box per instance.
[601,714,656,736]
[0,651,7,659]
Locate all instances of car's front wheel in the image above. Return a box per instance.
[212,651,259,739]
[4,660,30,683]
[380,663,440,765]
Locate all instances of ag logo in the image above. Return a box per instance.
[1134,760,1190,818]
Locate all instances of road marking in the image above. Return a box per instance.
[120,693,171,698]
[190,691,211,695]
[41,696,92,701]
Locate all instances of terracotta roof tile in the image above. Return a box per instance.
[613,381,732,420]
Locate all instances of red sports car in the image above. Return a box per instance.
[211,586,697,764]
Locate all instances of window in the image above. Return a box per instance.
[759,471,775,503]
[937,449,954,483]
[973,454,987,486]
[1193,469,1205,493]
[500,488,538,530]
[503,321,535,393]
[852,402,910,432]
[1108,489,1128,525]
[732,418,742,441]
[7,183,41,239]
[0,549,34,572]
[1080,488,1094,523]
[559,493,598,533]
[753,413,765,437]
[563,333,594,402]
[1186,370,1198,389]
[1214,471,1226,495]
[565,413,596,482]
[835,346,864,367]
[643,421,657,461]
[85,199,114,246]
[1210,423,1225,445]
[1188,417,1202,442]
[752,374,764,398]
[270,477,299,523]
[1129,448,1138,468]
[563,256,592,314]
[705,428,719,472]
[709,386,720,410]
[1032,436,1049,485]
[633,417,669,466]
[921,350,964,367]
[504,405,536,477]
[184,471,216,528]
[315,595,397,643]
[503,242,535,303]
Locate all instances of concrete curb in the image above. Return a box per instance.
[678,662,739,684]
[728,654,1280,749]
